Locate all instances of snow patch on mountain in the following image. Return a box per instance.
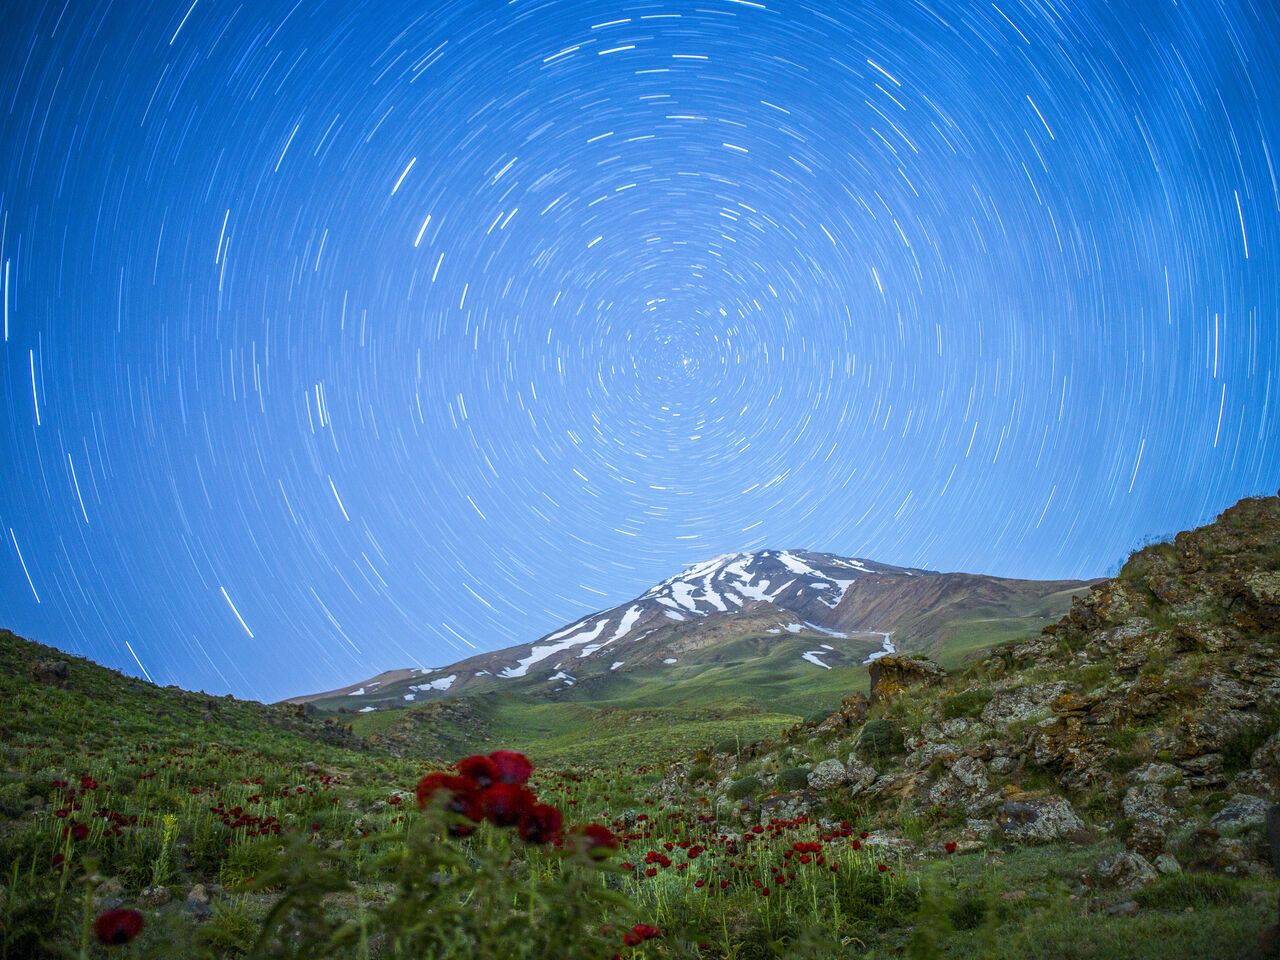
[410,674,458,692]
[499,619,609,678]
[801,651,831,669]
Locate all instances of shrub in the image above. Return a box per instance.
[686,763,713,785]
[940,689,992,720]
[803,709,830,725]
[726,776,763,800]
[777,766,811,791]
[857,719,904,759]
[1221,705,1280,776]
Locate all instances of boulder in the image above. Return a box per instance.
[844,757,878,795]
[868,656,946,704]
[1096,851,1159,891]
[1126,762,1182,785]
[1125,821,1166,860]
[980,682,1069,726]
[928,755,991,813]
[1122,783,1176,830]
[807,759,847,791]
[139,885,171,907]
[1211,793,1273,832]
[995,795,1085,844]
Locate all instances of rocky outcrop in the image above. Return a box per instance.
[868,655,946,704]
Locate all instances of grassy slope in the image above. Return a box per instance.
[352,629,884,765]
[1,624,1276,960]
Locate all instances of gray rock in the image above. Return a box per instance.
[980,682,1070,726]
[995,795,1085,844]
[928,755,991,812]
[988,755,1014,775]
[1127,762,1182,785]
[844,757,878,795]
[807,758,847,791]
[1122,783,1176,830]
[1105,900,1140,917]
[1211,793,1273,832]
[1097,851,1159,891]
[139,885,171,907]
[93,876,125,910]
[1153,854,1181,874]
[1227,769,1273,796]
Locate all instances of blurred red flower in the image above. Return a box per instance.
[457,755,499,788]
[623,924,661,946]
[94,908,144,946]
[570,823,619,859]
[488,750,533,785]
[516,802,563,844]
[481,783,536,827]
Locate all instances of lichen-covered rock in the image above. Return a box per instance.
[815,692,869,735]
[1122,783,1177,830]
[1177,752,1226,788]
[1211,793,1273,832]
[995,795,1085,844]
[868,655,946,704]
[928,755,991,813]
[1251,732,1280,789]
[1030,708,1115,789]
[844,757,878,795]
[1153,853,1181,874]
[1097,851,1158,891]
[807,758,847,791]
[1127,762,1183,785]
[980,682,1069,726]
[139,884,171,907]
[1125,821,1166,860]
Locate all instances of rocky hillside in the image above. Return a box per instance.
[681,493,1280,902]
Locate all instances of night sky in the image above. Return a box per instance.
[2,0,1276,703]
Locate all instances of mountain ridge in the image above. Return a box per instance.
[286,548,1097,713]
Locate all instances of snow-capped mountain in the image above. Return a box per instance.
[285,550,1096,711]
[487,550,921,681]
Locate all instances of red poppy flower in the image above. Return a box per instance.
[878,863,888,872]
[850,840,861,851]
[94,908,144,946]
[68,822,90,842]
[415,773,483,833]
[622,924,661,946]
[481,783,536,827]
[944,841,957,854]
[488,750,533,785]
[516,802,563,844]
[457,755,499,788]
[570,823,619,859]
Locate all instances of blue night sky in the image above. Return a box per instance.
[1,0,1276,703]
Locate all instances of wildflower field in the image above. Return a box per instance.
[1,628,1275,959]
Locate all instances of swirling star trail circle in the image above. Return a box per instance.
[1,1,1276,701]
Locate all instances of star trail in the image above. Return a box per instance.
[1,0,1277,702]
